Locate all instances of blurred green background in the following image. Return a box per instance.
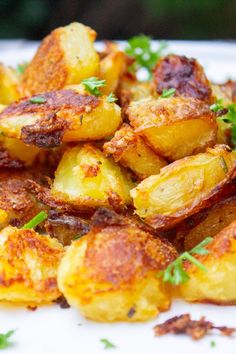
[0,0,235,40]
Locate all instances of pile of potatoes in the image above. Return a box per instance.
[0,21,235,321]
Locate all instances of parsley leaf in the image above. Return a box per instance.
[29,96,46,104]
[216,102,236,147]
[125,35,167,78]
[22,211,48,230]
[161,88,176,98]
[100,338,116,349]
[16,61,28,75]
[210,98,224,112]
[82,77,106,96]
[159,237,213,285]
[0,329,15,349]
[106,93,118,103]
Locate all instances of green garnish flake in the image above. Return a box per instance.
[216,102,236,148]
[210,98,224,112]
[0,329,15,349]
[100,338,116,350]
[106,93,118,103]
[82,77,106,96]
[220,156,228,173]
[29,96,46,104]
[125,35,168,78]
[22,211,48,230]
[161,88,176,98]
[159,237,213,285]
[210,340,216,348]
[16,61,28,75]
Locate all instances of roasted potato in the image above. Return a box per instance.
[212,80,236,105]
[0,170,45,227]
[153,54,213,104]
[52,144,135,210]
[117,74,152,113]
[0,87,122,147]
[0,226,64,303]
[127,96,217,161]
[183,195,236,250]
[0,64,21,104]
[58,208,177,321]
[99,43,128,95]
[180,220,236,304]
[103,123,167,179]
[22,22,99,95]
[131,145,236,230]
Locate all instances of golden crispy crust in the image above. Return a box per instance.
[22,28,67,95]
[0,171,45,226]
[0,148,24,169]
[84,213,177,288]
[0,90,99,148]
[153,55,213,103]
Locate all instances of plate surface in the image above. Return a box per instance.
[0,41,236,354]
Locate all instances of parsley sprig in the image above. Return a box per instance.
[211,99,236,148]
[106,93,118,103]
[125,35,167,78]
[0,330,15,349]
[159,237,213,285]
[161,88,176,98]
[100,338,116,349]
[82,77,106,96]
[22,211,48,230]
[29,96,46,104]
[16,61,28,75]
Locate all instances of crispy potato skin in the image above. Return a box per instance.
[184,195,236,250]
[153,55,213,103]
[0,226,64,303]
[0,88,121,147]
[180,221,236,304]
[127,96,217,161]
[103,123,167,179]
[58,208,177,321]
[22,22,99,95]
[52,144,135,210]
[0,171,45,227]
[131,145,236,230]
[0,65,21,104]
[212,80,236,105]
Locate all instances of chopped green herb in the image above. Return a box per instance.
[16,61,28,74]
[220,156,228,173]
[29,96,46,104]
[161,88,176,98]
[100,338,116,350]
[210,98,224,112]
[125,35,168,78]
[82,77,106,96]
[159,237,213,285]
[217,103,236,147]
[210,340,216,348]
[0,330,15,349]
[106,93,118,103]
[22,211,48,230]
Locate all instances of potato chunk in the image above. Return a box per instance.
[0,226,64,303]
[0,64,21,104]
[127,96,217,161]
[22,22,99,95]
[52,144,135,210]
[103,123,167,179]
[99,43,128,95]
[58,208,177,321]
[0,88,121,147]
[153,55,213,103]
[180,221,236,304]
[131,145,236,230]
[184,195,236,250]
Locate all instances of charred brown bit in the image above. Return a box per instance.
[27,305,38,311]
[54,295,70,309]
[0,149,24,169]
[91,207,125,229]
[153,55,213,103]
[80,163,100,178]
[45,210,90,245]
[154,314,236,340]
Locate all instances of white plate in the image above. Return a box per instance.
[0,41,236,354]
